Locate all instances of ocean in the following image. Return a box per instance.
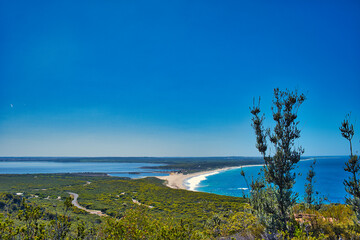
[190,156,351,204]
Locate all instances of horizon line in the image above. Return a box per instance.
[0,155,346,158]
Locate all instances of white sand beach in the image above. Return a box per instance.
[156,165,263,191]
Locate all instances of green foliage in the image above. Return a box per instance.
[340,114,360,221]
[250,88,306,233]
[48,198,72,240]
[204,209,263,239]
[248,176,278,230]
[0,217,19,240]
[303,160,325,211]
[0,193,99,239]
[0,174,246,227]
[101,207,200,239]
[217,205,264,239]
[304,160,316,208]
[3,175,360,239]
[0,175,251,239]
[293,204,360,239]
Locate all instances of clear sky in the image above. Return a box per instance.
[0,1,359,157]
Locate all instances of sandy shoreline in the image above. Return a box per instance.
[155,158,318,191]
[155,164,263,190]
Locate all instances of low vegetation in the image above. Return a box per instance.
[0,174,264,239]
[1,173,360,239]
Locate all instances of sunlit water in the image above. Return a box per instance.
[195,156,350,203]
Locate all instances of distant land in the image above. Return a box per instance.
[0,156,337,173]
[0,156,264,174]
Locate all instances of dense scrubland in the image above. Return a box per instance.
[0,173,360,239]
[0,174,260,239]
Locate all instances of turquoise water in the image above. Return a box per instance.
[0,161,169,178]
[196,156,350,203]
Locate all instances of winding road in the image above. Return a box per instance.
[68,192,108,217]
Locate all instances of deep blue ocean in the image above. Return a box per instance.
[196,156,350,204]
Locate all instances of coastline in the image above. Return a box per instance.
[156,164,264,191]
[155,157,320,192]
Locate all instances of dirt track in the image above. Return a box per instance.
[68,192,108,217]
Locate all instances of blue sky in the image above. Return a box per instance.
[0,1,359,157]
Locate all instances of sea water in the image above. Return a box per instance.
[195,156,350,203]
[0,161,169,178]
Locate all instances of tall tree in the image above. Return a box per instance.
[250,88,306,233]
[340,114,360,221]
[304,160,316,208]
[304,159,326,211]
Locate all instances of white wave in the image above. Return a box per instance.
[301,157,316,162]
[185,172,220,191]
[240,164,264,169]
[237,187,249,190]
